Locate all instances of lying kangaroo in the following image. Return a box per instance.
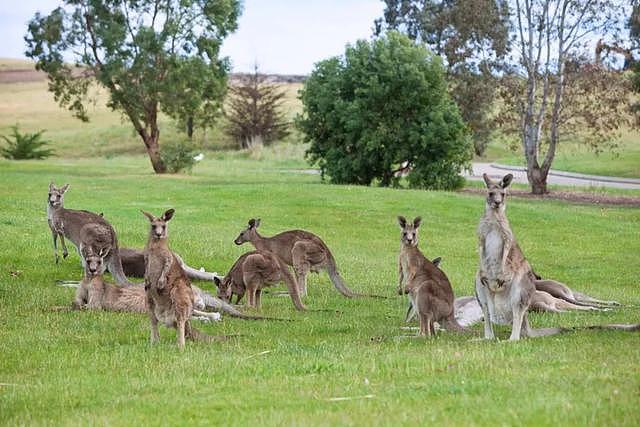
[214,250,307,311]
[477,173,638,340]
[47,182,133,286]
[142,209,221,348]
[235,218,382,298]
[397,216,465,337]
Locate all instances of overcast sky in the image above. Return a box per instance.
[0,0,384,75]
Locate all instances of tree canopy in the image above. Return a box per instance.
[297,32,472,190]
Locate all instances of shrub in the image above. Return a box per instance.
[160,139,197,173]
[1,125,54,160]
[297,32,472,190]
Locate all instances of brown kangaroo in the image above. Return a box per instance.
[477,173,638,340]
[234,218,383,298]
[214,250,307,311]
[46,182,133,286]
[397,216,465,337]
[142,209,222,348]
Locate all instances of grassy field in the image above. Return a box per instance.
[1,154,639,426]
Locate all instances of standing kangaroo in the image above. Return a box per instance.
[46,182,133,286]
[213,250,307,311]
[397,216,465,337]
[142,209,220,348]
[234,218,382,298]
[476,173,638,340]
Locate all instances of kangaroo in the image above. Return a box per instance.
[397,216,465,337]
[234,218,383,298]
[533,276,620,307]
[142,209,221,348]
[214,250,307,311]
[46,182,133,286]
[476,173,638,340]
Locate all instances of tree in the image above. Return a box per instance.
[500,0,629,194]
[225,65,290,149]
[1,125,55,160]
[375,0,510,156]
[297,32,471,190]
[25,0,240,173]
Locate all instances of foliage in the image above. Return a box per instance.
[225,65,291,149]
[1,156,640,425]
[375,0,510,156]
[0,125,54,160]
[160,139,197,173]
[297,32,471,190]
[24,0,241,173]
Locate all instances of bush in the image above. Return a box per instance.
[160,139,197,173]
[296,32,472,190]
[1,125,54,160]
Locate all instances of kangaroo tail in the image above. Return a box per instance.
[174,253,219,282]
[193,286,291,321]
[443,316,469,333]
[528,324,640,338]
[107,249,136,287]
[326,255,388,299]
[185,325,228,342]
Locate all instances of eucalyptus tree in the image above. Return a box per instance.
[25,0,241,173]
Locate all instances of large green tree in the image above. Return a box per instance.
[375,0,510,156]
[25,0,240,173]
[297,32,471,190]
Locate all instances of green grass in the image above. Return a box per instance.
[481,131,640,179]
[1,155,639,426]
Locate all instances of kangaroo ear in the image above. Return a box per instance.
[248,218,256,228]
[141,210,155,222]
[213,276,221,286]
[49,182,55,191]
[500,174,514,189]
[61,184,70,193]
[482,173,493,188]
[162,209,175,222]
[432,256,442,267]
[397,216,407,228]
[413,217,422,229]
[98,247,108,258]
[254,218,261,228]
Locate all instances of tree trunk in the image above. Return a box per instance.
[187,116,194,140]
[527,163,548,195]
[144,134,166,174]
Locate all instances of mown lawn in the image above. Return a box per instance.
[1,155,639,426]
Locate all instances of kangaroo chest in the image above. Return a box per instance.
[146,251,173,283]
[483,225,506,280]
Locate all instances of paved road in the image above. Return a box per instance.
[469,163,640,190]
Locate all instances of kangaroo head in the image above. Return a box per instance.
[81,245,108,276]
[482,173,513,210]
[397,216,422,247]
[234,218,261,245]
[213,276,232,302]
[48,182,69,208]
[141,209,175,240]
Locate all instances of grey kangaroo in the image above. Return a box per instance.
[476,173,638,340]
[397,216,465,337]
[47,182,133,286]
[142,209,222,348]
[234,218,384,298]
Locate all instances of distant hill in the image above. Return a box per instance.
[0,58,307,84]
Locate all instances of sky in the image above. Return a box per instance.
[0,0,384,75]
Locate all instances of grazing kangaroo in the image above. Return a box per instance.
[397,216,465,337]
[142,209,221,348]
[234,219,383,298]
[476,173,638,340]
[214,250,307,311]
[46,182,133,286]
